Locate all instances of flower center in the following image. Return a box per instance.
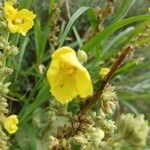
[12,18,24,25]
[61,63,77,75]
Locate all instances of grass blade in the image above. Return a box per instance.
[112,0,136,23]
[58,6,90,47]
[82,15,150,51]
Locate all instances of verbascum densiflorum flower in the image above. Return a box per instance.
[4,115,19,134]
[47,47,93,104]
[3,2,36,36]
[117,114,149,148]
[99,67,110,77]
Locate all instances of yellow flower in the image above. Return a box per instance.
[99,67,110,77]
[148,7,150,12]
[4,2,36,36]
[4,115,19,134]
[47,47,93,104]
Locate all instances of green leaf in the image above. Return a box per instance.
[82,15,150,51]
[112,0,136,23]
[58,6,90,47]
[87,9,98,31]
[19,79,50,125]
[15,37,29,82]
[27,122,37,150]
[19,0,33,9]
[102,27,134,59]
[34,18,50,62]
[102,21,150,61]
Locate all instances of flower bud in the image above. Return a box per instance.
[77,50,88,64]
[100,85,117,114]
[91,129,105,148]
[0,67,13,81]
[0,21,7,29]
[99,67,110,77]
[93,128,105,141]
[73,133,88,145]
[10,45,19,55]
[0,67,13,75]
[0,82,10,94]
[117,114,149,148]
[49,136,59,149]
[0,127,9,149]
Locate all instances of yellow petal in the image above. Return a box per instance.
[18,9,36,20]
[51,73,78,103]
[47,55,78,103]
[4,3,36,35]
[12,9,35,33]
[47,59,60,86]
[47,46,93,103]
[20,32,26,36]
[52,46,75,59]
[6,125,18,134]
[4,115,19,134]
[75,65,93,98]
[59,52,93,98]
[4,2,17,20]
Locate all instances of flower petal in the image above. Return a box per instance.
[52,47,75,59]
[75,65,93,98]
[50,74,78,103]
[18,9,36,20]
[4,2,17,21]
